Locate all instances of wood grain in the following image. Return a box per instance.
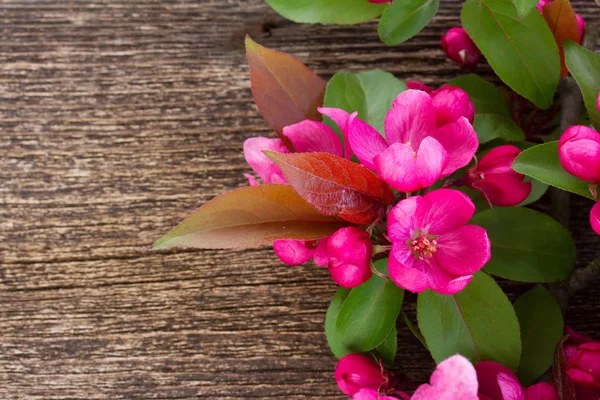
[0,1,598,398]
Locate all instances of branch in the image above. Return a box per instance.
[551,256,600,314]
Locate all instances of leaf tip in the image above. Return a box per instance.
[152,234,172,250]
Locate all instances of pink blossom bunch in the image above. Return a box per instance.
[340,354,560,400]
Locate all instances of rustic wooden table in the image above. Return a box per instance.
[1,1,599,399]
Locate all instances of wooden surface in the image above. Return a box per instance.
[1,1,599,399]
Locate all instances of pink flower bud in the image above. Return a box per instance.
[576,14,585,43]
[467,145,532,207]
[591,203,600,236]
[273,240,316,266]
[558,125,600,184]
[327,227,373,288]
[441,27,480,68]
[566,342,600,388]
[335,354,395,396]
[430,85,475,126]
[313,236,330,267]
[406,80,434,93]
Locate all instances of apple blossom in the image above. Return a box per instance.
[335,354,397,396]
[347,89,478,192]
[476,361,559,400]
[558,125,600,184]
[441,27,480,68]
[467,145,532,207]
[411,355,479,400]
[326,227,373,288]
[387,189,490,294]
[430,85,475,126]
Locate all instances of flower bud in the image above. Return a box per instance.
[576,14,585,43]
[591,203,600,236]
[273,240,316,266]
[430,85,475,126]
[335,354,395,396]
[558,125,600,184]
[327,227,373,288]
[566,342,600,388]
[467,145,532,207]
[441,27,480,68]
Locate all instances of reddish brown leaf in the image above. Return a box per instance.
[543,0,581,78]
[265,152,395,225]
[245,35,326,148]
[154,184,347,249]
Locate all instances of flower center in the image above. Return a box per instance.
[408,232,438,260]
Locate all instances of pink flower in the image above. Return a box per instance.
[558,125,600,184]
[565,337,600,388]
[411,355,479,400]
[352,389,407,400]
[318,107,353,159]
[563,328,600,399]
[406,80,434,93]
[387,189,490,294]
[476,361,559,400]
[272,240,317,266]
[347,89,478,192]
[467,145,532,207]
[243,119,343,185]
[591,202,600,235]
[430,85,475,126]
[335,354,397,396]
[441,27,481,68]
[326,227,373,288]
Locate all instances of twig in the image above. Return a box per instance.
[551,256,600,314]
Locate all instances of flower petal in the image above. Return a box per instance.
[431,85,475,127]
[348,116,389,170]
[387,196,423,243]
[476,361,525,400]
[558,125,600,183]
[475,174,532,207]
[374,142,421,192]
[319,107,353,159]
[416,136,448,189]
[385,89,436,146]
[524,383,559,400]
[430,117,478,176]
[283,120,343,157]
[591,203,600,236]
[243,137,289,183]
[412,355,479,400]
[435,225,491,278]
[273,240,316,266]
[420,189,475,235]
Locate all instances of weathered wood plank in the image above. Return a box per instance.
[0,0,598,398]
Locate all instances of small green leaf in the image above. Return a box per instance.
[375,325,397,366]
[515,285,564,386]
[512,141,594,200]
[461,0,560,109]
[417,272,522,371]
[325,287,352,358]
[512,0,539,19]
[378,0,439,45]
[336,259,404,352]
[564,41,600,131]
[448,74,511,117]
[323,71,407,137]
[473,114,526,144]
[265,0,387,24]
[472,207,576,282]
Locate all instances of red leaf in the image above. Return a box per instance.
[265,152,395,225]
[154,184,347,249]
[245,36,326,149]
[543,0,581,78]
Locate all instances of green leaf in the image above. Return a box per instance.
[512,0,539,19]
[461,0,560,109]
[336,259,404,352]
[515,285,564,386]
[375,325,397,366]
[325,287,352,358]
[378,0,439,45]
[417,272,522,371]
[264,0,387,24]
[473,114,526,144]
[323,71,407,136]
[564,41,600,131]
[448,74,511,117]
[517,177,548,206]
[512,141,594,200]
[472,207,576,282]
